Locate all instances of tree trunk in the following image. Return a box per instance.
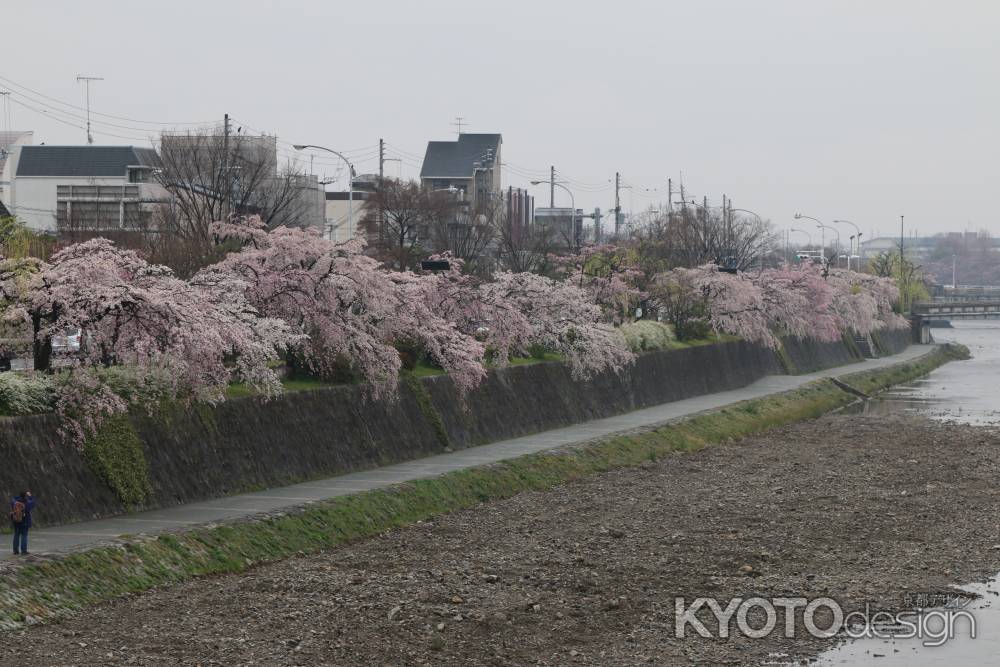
[32,312,52,372]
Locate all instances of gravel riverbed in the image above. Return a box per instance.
[4,414,1000,666]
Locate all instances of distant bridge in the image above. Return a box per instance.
[930,285,1000,300]
[912,300,1000,320]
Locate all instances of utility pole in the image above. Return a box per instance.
[667,178,673,213]
[722,194,728,258]
[614,171,621,238]
[222,113,231,219]
[899,214,905,259]
[550,165,555,208]
[76,75,104,144]
[0,92,10,145]
[377,138,385,241]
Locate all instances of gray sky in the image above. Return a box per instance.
[4,0,998,239]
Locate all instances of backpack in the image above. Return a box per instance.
[10,500,25,525]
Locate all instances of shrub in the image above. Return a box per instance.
[0,372,56,415]
[619,321,677,352]
[82,414,152,507]
[527,343,552,360]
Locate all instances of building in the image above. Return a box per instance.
[325,191,371,243]
[6,145,164,234]
[0,131,34,213]
[323,173,378,243]
[503,186,534,245]
[534,206,587,250]
[419,133,502,210]
[159,132,278,178]
[288,172,326,232]
[159,132,325,230]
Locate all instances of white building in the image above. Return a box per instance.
[0,131,35,214]
[5,145,165,233]
[325,190,370,243]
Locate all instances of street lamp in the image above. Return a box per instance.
[293,144,357,240]
[531,180,577,249]
[833,219,862,271]
[795,213,841,266]
[817,224,840,267]
[730,207,763,223]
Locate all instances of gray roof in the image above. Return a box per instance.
[419,133,501,179]
[16,145,160,177]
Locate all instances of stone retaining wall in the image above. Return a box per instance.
[0,335,906,528]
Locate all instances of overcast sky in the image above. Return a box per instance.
[4,0,997,239]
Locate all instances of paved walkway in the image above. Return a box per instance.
[4,346,933,560]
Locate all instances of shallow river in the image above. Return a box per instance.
[846,320,1000,425]
[816,320,1000,665]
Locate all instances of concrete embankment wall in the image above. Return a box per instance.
[873,327,912,356]
[0,335,905,528]
[780,336,862,373]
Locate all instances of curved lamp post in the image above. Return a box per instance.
[293,144,357,240]
[794,213,838,265]
[833,219,862,271]
[531,180,577,250]
[817,224,841,267]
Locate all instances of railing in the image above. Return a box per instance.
[912,300,1000,319]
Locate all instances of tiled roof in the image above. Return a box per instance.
[419,133,501,179]
[16,145,159,177]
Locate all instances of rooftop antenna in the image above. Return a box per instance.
[450,116,469,136]
[76,75,104,144]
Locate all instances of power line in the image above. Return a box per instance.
[3,88,191,136]
[0,75,215,126]
[6,96,154,142]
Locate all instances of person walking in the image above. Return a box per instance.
[9,490,35,555]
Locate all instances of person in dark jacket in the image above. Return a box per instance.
[10,490,35,555]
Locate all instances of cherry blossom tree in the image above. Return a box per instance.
[827,269,908,334]
[34,239,291,395]
[550,245,646,324]
[753,264,841,342]
[651,265,775,346]
[411,254,633,378]
[203,217,487,397]
[476,271,634,378]
[0,238,295,443]
[693,265,775,347]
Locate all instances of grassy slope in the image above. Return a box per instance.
[0,344,968,630]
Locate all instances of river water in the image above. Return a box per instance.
[845,320,1000,425]
[816,320,1000,665]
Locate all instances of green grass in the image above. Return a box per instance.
[0,343,966,632]
[653,333,741,351]
[225,376,335,398]
[406,361,448,378]
[508,351,564,366]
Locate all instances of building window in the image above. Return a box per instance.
[128,168,150,183]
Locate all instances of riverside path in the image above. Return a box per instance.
[2,345,932,561]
